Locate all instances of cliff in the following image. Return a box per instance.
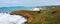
[10,6,60,24]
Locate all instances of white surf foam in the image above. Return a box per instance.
[0,13,27,24]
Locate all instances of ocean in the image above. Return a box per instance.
[0,6,33,24]
[0,6,33,13]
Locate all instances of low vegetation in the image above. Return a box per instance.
[10,6,60,24]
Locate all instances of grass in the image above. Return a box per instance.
[10,6,60,24]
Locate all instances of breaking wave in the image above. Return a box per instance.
[0,13,27,24]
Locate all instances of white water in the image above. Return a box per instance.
[0,13,27,24]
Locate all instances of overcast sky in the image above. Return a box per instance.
[0,0,60,7]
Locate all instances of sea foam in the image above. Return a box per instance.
[0,13,27,24]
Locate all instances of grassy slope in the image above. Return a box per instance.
[10,6,60,24]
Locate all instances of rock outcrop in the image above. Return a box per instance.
[10,10,33,24]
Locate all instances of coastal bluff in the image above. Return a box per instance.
[10,6,60,24]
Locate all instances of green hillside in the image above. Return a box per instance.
[10,6,60,24]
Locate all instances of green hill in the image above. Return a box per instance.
[10,6,60,24]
